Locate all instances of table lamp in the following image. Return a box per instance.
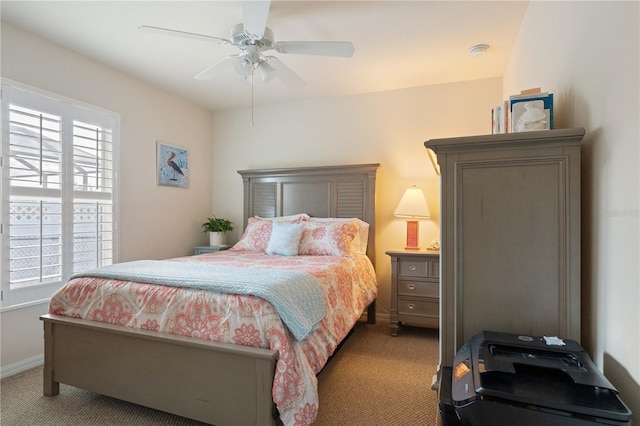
[394,185,431,250]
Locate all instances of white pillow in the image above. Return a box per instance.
[309,217,370,254]
[265,222,305,256]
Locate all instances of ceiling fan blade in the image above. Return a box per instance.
[194,55,238,80]
[272,41,355,57]
[139,25,231,45]
[265,56,305,88]
[242,0,271,39]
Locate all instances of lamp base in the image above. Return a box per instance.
[405,220,420,250]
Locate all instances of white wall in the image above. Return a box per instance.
[1,22,215,372]
[503,1,639,420]
[212,78,502,321]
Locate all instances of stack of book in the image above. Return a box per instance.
[492,88,554,134]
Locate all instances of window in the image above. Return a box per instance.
[1,81,119,307]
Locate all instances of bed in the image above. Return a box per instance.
[41,163,379,426]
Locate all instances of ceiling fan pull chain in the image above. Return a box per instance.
[250,68,255,127]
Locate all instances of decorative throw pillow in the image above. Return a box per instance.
[298,221,360,256]
[309,217,370,254]
[230,214,310,252]
[229,217,272,252]
[265,222,305,256]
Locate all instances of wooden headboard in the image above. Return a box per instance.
[237,163,379,264]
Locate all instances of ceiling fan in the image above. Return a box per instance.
[139,0,355,88]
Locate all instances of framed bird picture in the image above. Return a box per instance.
[157,141,189,188]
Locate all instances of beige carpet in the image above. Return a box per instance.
[1,321,440,425]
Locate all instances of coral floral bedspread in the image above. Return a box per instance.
[49,250,378,426]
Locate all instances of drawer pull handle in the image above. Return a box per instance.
[408,304,415,310]
[407,284,415,290]
[409,265,417,271]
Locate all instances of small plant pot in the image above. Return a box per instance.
[209,232,226,247]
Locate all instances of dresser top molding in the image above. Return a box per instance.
[424,128,585,154]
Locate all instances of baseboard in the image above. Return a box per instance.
[0,354,44,380]
[359,311,389,323]
[373,312,389,322]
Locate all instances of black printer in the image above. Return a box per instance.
[450,331,632,426]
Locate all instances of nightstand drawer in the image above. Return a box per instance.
[398,280,438,298]
[398,298,439,317]
[398,258,438,279]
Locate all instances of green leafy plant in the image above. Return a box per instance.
[201,216,233,233]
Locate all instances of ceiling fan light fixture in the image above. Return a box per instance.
[233,56,253,76]
[257,60,276,82]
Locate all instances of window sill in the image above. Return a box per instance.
[1,298,50,313]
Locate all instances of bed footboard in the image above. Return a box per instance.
[41,314,278,426]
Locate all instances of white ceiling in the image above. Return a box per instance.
[1,1,529,111]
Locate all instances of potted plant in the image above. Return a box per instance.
[201,216,233,246]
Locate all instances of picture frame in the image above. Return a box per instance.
[509,93,554,133]
[157,141,189,188]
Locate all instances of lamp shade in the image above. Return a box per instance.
[394,186,431,219]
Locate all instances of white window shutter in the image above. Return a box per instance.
[1,82,119,306]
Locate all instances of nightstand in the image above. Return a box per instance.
[194,245,230,255]
[386,250,440,336]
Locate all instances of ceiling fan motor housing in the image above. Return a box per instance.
[231,23,274,48]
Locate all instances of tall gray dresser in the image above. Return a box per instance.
[425,128,584,369]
